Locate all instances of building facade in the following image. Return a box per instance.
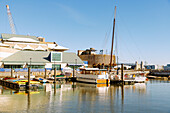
[0,34,83,70]
[78,48,116,68]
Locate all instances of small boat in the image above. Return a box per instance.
[134,73,147,83]
[76,68,110,84]
[16,80,40,85]
[38,78,49,83]
[3,77,16,80]
[47,74,65,80]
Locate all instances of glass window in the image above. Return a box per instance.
[51,52,62,62]
[52,64,61,70]
[29,65,45,69]
[4,65,23,69]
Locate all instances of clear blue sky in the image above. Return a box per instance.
[0,0,170,65]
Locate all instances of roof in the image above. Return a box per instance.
[2,51,83,65]
[0,43,10,47]
[62,52,84,65]
[13,44,22,50]
[50,45,69,51]
[35,46,46,51]
[1,33,39,42]
[23,45,34,50]
[2,51,50,64]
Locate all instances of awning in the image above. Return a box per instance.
[6,37,39,43]
[14,44,22,50]
[27,62,45,65]
[49,45,69,51]
[67,63,84,66]
[0,43,10,47]
[23,45,34,50]
[35,46,46,51]
[4,62,24,65]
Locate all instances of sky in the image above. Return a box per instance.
[0,0,170,65]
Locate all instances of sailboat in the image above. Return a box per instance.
[109,6,147,83]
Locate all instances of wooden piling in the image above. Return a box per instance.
[73,66,75,78]
[11,68,13,77]
[54,83,56,95]
[45,68,47,79]
[121,64,124,81]
[27,67,31,89]
[54,68,56,83]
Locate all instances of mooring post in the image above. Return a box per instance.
[54,83,56,95]
[11,67,13,77]
[73,65,75,78]
[121,64,124,81]
[28,67,31,89]
[54,67,56,83]
[45,68,47,79]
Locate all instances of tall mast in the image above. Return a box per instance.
[6,5,16,34]
[110,6,116,72]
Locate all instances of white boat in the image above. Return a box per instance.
[134,73,147,83]
[76,68,110,84]
[112,72,147,83]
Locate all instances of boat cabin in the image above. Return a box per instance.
[79,68,107,75]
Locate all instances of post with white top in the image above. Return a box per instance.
[45,68,47,79]
[27,67,31,89]
[11,67,13,77]
[54,68,56,83]
[121,64,124,82]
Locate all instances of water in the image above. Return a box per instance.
[0,80,170,113]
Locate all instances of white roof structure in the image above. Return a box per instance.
[14,44,22,50]
[47,44,56,48]
[79,68,99,71]
[51,45,69,51]
[6,37,39,43]
[23,45,34,50]
[35,46,46,51]
[0,43,10,47]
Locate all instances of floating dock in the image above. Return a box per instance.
[0,80,39,90]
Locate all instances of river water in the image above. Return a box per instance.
[0,80,170,113]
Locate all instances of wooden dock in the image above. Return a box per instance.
[0,80,19,90]
[0,80,39,90]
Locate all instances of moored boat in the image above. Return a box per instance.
[76,68,110,84]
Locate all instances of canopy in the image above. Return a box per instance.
[0,43,10,47]
[23,45,34,50]
[35,46,46,51]
[7,37,39,43]
[51,45,69,51]
[14,44,22,50]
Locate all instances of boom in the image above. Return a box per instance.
[6,5,16,34]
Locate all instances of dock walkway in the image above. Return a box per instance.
[0,80,39,90]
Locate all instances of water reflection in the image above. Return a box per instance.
[0,82,147,113]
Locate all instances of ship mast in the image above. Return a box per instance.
[110,6,116,72]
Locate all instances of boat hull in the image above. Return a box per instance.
[76,78,109,84]
[76,74,109,84]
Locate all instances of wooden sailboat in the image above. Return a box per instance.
[109,6,147,83]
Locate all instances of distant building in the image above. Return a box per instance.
[0,33,83,69]
[78,48,115,68]
[145,64,163,70]
[145,65,157,70]
[164,64,170,70]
